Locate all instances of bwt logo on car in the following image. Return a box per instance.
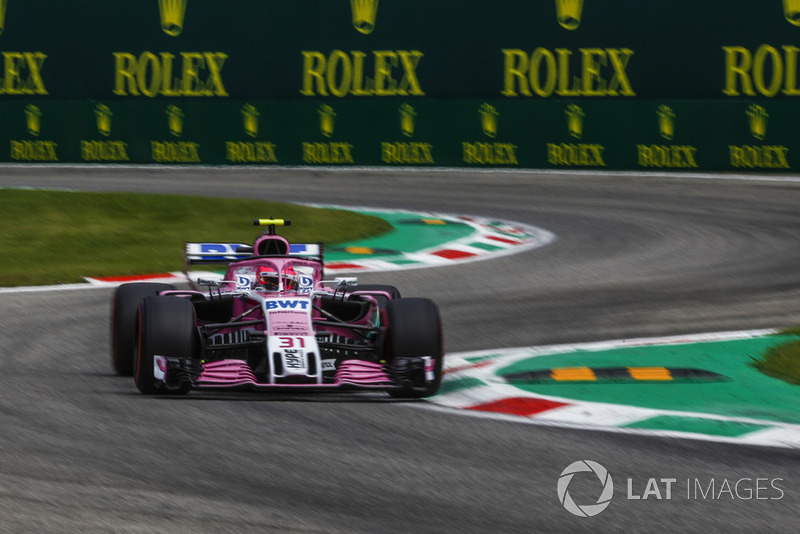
[200,243,242,255]
[266,299,310,310]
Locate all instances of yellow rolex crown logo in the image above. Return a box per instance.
[0,0,8,37]
[479,103,499,138]
[556,0,583,30]
[351,0,379,34]
[565,104,585,139]
[26,104,41,136]
[166,104,184,137]
[159,0,187,37]
[319,104,336,137]
[657,105,675,141]
[242,104,260,138]
[399,103,416,138]
[746,104,768,140]
[95,104,113,137]
[785,0,800,25]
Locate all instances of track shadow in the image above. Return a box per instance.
[109,384,422,403]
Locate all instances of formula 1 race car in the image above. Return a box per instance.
[110,219,443,398]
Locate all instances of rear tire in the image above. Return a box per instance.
[385,298,443,398]
[111,282,175,376]
[134,296,196,395]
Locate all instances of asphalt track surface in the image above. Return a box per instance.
[1,167,800,532]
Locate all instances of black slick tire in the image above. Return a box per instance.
[385,298,444,398]
[134,296,196,395]
[111,282,175,376]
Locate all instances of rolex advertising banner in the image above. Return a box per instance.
[0,0,798,171]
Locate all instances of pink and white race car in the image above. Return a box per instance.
[110,219,443,398]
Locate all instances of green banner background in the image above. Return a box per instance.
[0,1,798,170]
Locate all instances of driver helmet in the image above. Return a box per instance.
[256,266,299,291]
[282,266,299,291]
[256,266,280,291]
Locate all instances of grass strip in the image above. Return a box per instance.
[0,189,391,286]
[751,339,800,385]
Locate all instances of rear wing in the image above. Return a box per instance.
[185,242,324,265]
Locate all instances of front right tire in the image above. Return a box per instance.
[134,295,197,395]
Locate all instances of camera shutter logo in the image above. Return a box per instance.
[557,460,614,517]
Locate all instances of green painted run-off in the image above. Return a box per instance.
[499,335,800,426]
[325,211,475,262]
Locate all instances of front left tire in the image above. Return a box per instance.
[384,298,444,398]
